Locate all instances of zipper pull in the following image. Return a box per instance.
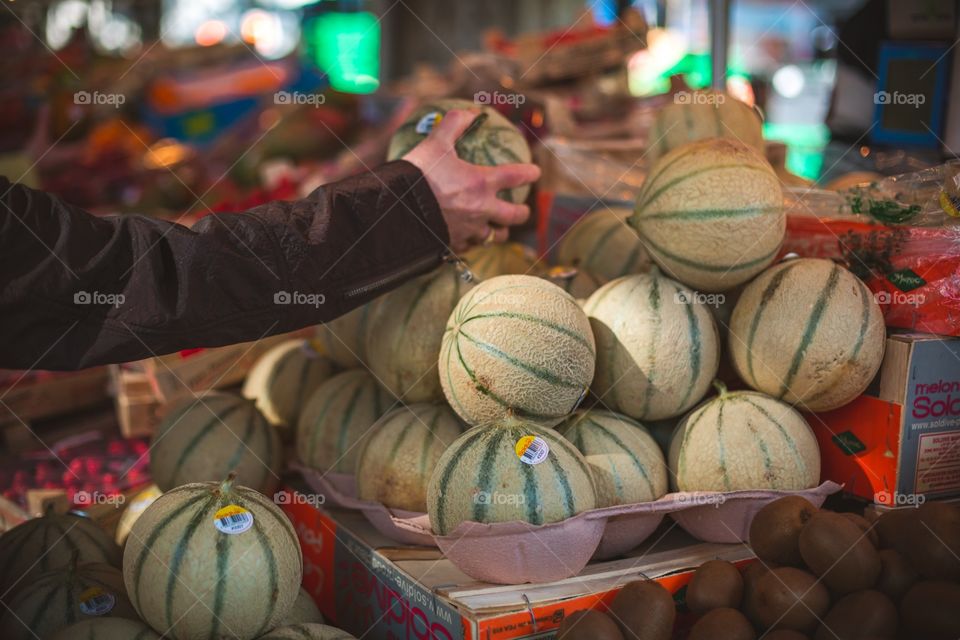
[444,251,477,283]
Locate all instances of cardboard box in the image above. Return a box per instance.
[279,486,753,640]
[809,333,960,504]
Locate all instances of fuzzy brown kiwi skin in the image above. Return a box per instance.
[876,549,918,602]
[749,496,819,567]
[798,512,881,594]
[813,590,897,640]
[840,512,880,548]
[607,580,675,640]
[879,503,960,581]
[899,580,960,640]
[763,631,810,640]
[686,560,744,614]
[556,609,624,640]
[743,567,829,633]
[688,607,755,640]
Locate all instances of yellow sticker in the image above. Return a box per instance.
[213,504,254,535]
[415,111,443,135]
[78,586,116,616]
[515,436,549,465]
[303,339,324,359]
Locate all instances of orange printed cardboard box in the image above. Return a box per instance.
[807,333,960,504]
[279,486,752,640]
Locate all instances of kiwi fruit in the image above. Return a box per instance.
[686,560,744,614]
[763,632,809,640]
[749,496,818,566]
[899,580,960,640]
[687,607,755,640]
[904,503,960,580]
[874,507,914,550]
[607,580,675,640]
[556,609,624,640]
[840,512,880,548]
[743,567,829,633]
[798,512,881,594]
[813,590,897,640]
[875,549,917,602]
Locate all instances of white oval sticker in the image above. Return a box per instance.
[213,505,254,535]
[515,436,549,465]
[79,587,116,616]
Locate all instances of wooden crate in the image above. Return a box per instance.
[110,365,163,439]
[0,368,110,425]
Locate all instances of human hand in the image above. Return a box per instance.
[402,109,540,253]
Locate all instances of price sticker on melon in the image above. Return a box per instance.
[515,436,549,465]
[78,586,116,616]
[415,111,442,135]
[213,504,254,535]
[302,339,323,359]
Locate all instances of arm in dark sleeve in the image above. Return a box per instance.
[0,160,450,370]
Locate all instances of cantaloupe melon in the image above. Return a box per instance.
[278,588,324,626]
[463,242,540,281]
[543,266,601,301]
[668,385,821,492]
[554,207,651,283]
[115,484,162,547]
[557,410,668,507]
[0,507,121,596]
[355,403,465,512]
[315,302,376,368]
[150,393,282,495]
[728,258,885,412]
[366,264,474,402]
[387,98,533,203]
[427,417,597,535]
[650,90,763,160]
[0,561,138,640]
[631,137,785,292]
[296,370,395,473]
[123,476,302,640]
[439,275,596,427]
[257,623,356,640]
[243,339,334,429]
[50,617,161,640]
[583,271,720,421]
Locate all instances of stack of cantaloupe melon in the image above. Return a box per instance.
[0,478,356,640]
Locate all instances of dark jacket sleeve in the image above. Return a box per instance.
[0,160,450,370]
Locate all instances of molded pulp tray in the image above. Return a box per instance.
[294,464,839,584]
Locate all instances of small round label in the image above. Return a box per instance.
[214,505,254,535]
[302,339,323,359]
[415,111,442,135]
[515,436,549,465]
[78,587,116,616]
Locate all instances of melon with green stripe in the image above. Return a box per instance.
[365,263,474,402]
[115,484,162,547]
[355,403,466,512]
[630,137,784,292]
[649,90,763,160]
[0,560,138,640]
[728,258,885,412]
[50,618,161,640]
[439,275,596,427]
[256,623,357,640]
[243,339,335,430]
[149,393,282,494]
[315,301,376,368]
[554,207,651,283]
[557,410,668,507]
[668,383,821,492]
[543,266,601,302]
[583,271,720,421]
[387,98,533,203]
[278,588,324,626]
[122,475,302,640]
[0,505,121,597]
[296,370,395,473]
[463,242,540,281]
[426,417,598,535]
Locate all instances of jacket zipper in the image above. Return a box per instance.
[344,251,451,299]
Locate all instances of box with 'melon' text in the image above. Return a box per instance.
[810,333,960,504]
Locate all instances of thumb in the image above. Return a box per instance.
[430,109,481,147]
[487,163,541,191]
